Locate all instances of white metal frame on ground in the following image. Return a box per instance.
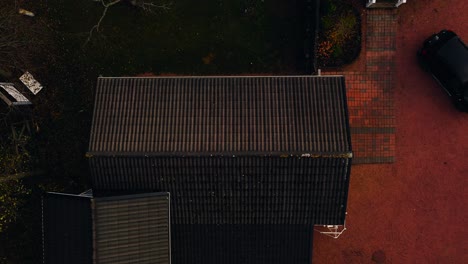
[314,220,347,239]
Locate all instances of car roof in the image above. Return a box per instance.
[437,37,468,84]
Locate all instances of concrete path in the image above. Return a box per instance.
[325,9,397,164]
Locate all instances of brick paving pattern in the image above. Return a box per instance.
[324,9,397,164]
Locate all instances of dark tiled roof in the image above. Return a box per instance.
[88,75,352,226]
[85,75,351,263]
[42,193,93,264]
[90,156,350,225]
[42,192,171,264]
[89,76,351,156]
[171,224,313,264]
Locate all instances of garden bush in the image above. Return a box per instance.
[317,0,361,67]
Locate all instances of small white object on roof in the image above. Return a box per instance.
[20,71,43,95]
[0,83,32,106]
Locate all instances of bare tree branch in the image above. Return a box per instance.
[83,0,172,47]
[84,0,122,47]
[130,0,172,12]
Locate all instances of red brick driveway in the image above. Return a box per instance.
[314,1,468,263]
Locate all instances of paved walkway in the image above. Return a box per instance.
[325,9,398,164]
[314,1,468,262]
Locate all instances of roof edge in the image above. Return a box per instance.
[44,192,92,200]
[93,192,169,202]
[86,151,353,159]
[97,75,345,80]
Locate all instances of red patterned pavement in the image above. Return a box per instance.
[324,9,397,164]
[313,1,468,263]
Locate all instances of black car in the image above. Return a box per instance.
[418,30,468,112]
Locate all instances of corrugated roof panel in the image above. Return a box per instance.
[171,224,313,264]
[89,76,351,155]
[93,193,171,264]
[90,156,350,225]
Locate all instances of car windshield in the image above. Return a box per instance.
[437,37,468,84]
[464,85,468,102]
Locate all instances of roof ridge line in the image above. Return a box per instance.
[86,151,353,158]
